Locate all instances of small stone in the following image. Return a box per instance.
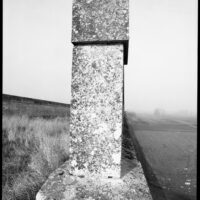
[185,182,191,186]
[86,0,93,4]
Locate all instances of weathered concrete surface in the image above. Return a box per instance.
[70,45,124,178]
[36,162,152,200]
[72,0,129,64]
[36,117,152,200]
[72,0,129,43]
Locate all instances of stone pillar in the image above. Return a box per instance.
[70,0,129,178]
[35,2,152,199]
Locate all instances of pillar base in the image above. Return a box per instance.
[36,164,152,200]
[36,117,152,200]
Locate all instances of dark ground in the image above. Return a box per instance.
[127,112,197,200]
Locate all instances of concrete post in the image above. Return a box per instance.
[70,0,129,178]
[36,2,152,199]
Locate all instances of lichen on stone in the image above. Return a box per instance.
[72,0,129,43]
[70,45,124,178]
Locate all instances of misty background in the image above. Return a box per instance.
[3,0,197,115]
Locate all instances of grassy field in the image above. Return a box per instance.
[127,113,197,200]
[2,97,70,200]
[3,100,70,119]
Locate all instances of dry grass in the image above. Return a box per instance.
[2,115,70,200]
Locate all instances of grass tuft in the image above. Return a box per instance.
[2,115,70,200]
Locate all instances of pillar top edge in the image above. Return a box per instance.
[72,40,129,65]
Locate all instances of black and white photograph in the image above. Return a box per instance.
[3,0,197,200]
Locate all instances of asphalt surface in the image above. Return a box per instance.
[127,113,197,200]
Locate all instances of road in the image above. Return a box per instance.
[127,113,197,200]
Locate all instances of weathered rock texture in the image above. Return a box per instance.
[70,45,124,178]
[36,117,152,200]
[72,0,129,64]
[72,0,129,43]
[36,0,152,199]
[36,162,152,200]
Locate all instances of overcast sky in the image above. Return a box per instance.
[3,0,197,114]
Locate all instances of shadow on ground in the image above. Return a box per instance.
[120,114,138,177]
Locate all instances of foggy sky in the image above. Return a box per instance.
[3,0,197,114]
